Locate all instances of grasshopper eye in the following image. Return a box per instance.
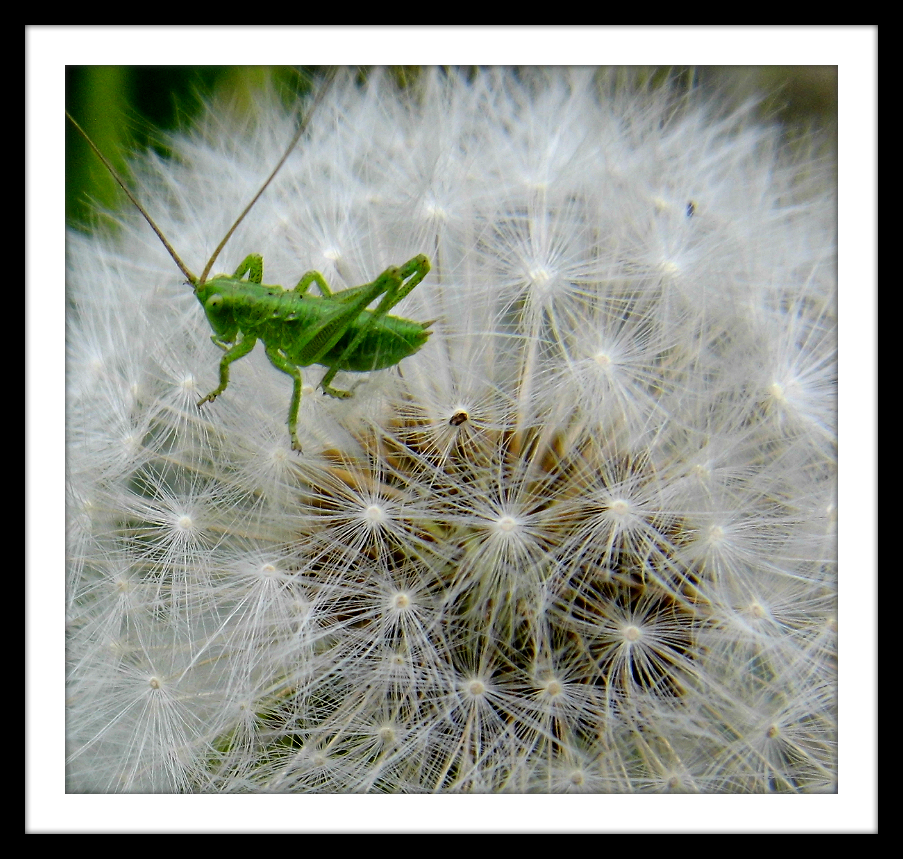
[206,293,224,310]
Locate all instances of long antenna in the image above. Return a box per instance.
[67,66,338,291]
[67,109,198,285]
[196,66,338,288]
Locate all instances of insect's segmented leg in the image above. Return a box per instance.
[344,255,429,338]
[319,367,352,398]
[209,335,233,353]
[197,334,258,408]
[309,267,406,397]
[293,271,332,296]
[231,254,264,284]
[264,346,305,451]
[391,255,432,306]
[293,272,381,305]
[319,255,431,398]
[288,267,406,380]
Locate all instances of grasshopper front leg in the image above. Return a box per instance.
[232,254,264,283]
[197,334,258,408]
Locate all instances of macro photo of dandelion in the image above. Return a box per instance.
[58,61,845,802]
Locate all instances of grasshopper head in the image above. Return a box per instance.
[195,276,240,342]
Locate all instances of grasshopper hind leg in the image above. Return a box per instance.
[320,366,353,399]
[316,255,431,399]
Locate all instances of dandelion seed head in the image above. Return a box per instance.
[363,503,387,526]
[659,258,683,277]
[389,590,412,612]
[542,678,564,698]
[67,67,836,793]
[422,199,448,222]
[706,524,726,545]
[178,374,197,394]
[622,624,643,643]
[462,677,488,699]
[494,514,520,534]
[175,514,193,532]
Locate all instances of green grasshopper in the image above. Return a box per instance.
[67,72,432,451]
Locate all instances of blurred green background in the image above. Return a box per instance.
[65,65,333,226]
[66,65,837,228]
